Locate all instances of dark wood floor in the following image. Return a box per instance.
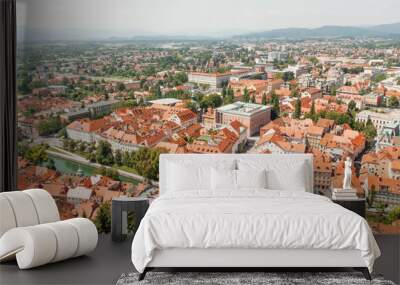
[1,234,399,285]
[0,234,134,285]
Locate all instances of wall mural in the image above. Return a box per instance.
[16,1,400,235]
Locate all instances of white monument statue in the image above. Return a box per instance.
[343,157,353,190]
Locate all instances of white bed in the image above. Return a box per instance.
[131,154,380,280]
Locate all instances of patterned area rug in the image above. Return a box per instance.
[116,271,396,285]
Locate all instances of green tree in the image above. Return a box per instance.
[388,96,399,108]
[200,94,223,110]
[131,147,166,180]
[366,185,376,208]
[185,101,197,113]
[309,56,319,65]
[309,100,316,120]
[88,152,96,162]
[154,84,162,98]
[24,144,49,164]
[282,71,294,82]
[330,86,337,96]
[114,149,123,166]
[261,93,267,105]
[68,140,77,152]
[23,107,37,117]
[227,86,234,97]
[94,202,111,233]
[348,100,357,111]
[62,138,70,150]
[294,98,302,119]
[95,141,114,165]
[223,87,235,104]
[290,89,299,98]
[387,207,400,224]
[116,82,126,91]
[121,151,131,167]
[224,94,234,105]
[221,87,227,98]
[243,87,250,103]
[106,168,119,180]
[363,118,377,142]
[38,117,63,136]
[270,91,280,119]
[18,71,32,94]
[78,141,87,153]
[30,80,47,90]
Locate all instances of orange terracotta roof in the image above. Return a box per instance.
[391,160,400,171]
[316,118,335,129]
[307,126,324,136]
[67,118,107,132]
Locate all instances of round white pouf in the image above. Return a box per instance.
[42,221,79,262]
[0,218,98,269]
[64,218,98,257]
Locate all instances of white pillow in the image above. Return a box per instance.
[266,161,306,191]
[167,163,208,191]
[236,169,267,189]
[211,168,236,190]
[238,159,307,191]
[167,160,235,192]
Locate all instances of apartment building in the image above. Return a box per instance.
[364,93,383,107]
[356,109,400,132]
[306,126,325,149]
[313,158,333,193]
[188,72,231,88]
[216,102,271,136]
[361,146,400,205]
[376,123,400,151]
[336,93,365,109]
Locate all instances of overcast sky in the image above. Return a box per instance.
[17,0,400,38]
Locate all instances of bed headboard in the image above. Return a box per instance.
[159,154,314,195]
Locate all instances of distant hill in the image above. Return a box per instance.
[17,27,217,43]
[235,23,400,39]
[368,23,400,34]
[18,22,400,43]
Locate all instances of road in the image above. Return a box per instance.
[34,136,63,148]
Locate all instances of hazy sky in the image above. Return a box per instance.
[17,0,400,38]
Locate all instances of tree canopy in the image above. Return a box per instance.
[270,91,280,119]
[200,94,223,110]
[243,87,250,103]
[293,98,302,119]
[95,141,114,166]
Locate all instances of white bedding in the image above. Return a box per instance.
[131,190,380,273]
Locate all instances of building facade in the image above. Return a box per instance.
[356,109,400,132]
[216,102,271,136]
[188,72,231,88]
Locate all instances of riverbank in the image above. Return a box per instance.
[47,147,158,186]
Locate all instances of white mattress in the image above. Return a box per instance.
[131,190,380,273]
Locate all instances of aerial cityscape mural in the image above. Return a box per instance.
[16,0,400,234]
